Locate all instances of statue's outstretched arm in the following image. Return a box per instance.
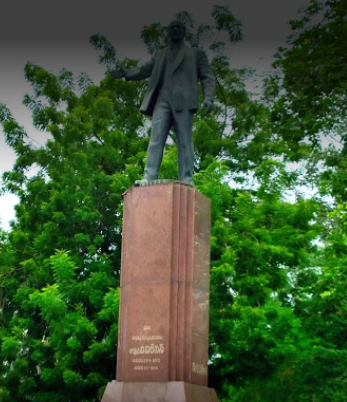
[110,65,126,79]
[110,54,156,81]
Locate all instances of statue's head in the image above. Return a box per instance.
[167,20,186,43]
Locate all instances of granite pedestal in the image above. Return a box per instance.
[101,182,218,401]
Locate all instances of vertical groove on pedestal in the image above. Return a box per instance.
[116,192,129,381]
[184,189,194,382]
[185,191,197,381]
[177,185,188,380]
[169,186,179,381]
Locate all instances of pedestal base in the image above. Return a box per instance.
[101,381,219,402]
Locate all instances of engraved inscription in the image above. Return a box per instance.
[130,326,165,372]
[132,335,163,341]
[132,358,161,363]
[134,365,159,370]
[192,362,208,376]
[129,344,164,355]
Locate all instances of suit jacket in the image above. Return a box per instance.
[124,44,215,117]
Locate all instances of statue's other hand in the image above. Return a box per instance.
[202,101,213,115]
[110,65,125,79]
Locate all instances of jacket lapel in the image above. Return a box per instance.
[158,48,168,71]
[171,44,187,74]
[154,48,168,81]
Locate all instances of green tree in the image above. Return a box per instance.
[272,0,347,140]
[0,7,323,402]
[0,51,149,401]
[264,1,347,400]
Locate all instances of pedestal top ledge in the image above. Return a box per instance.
[123,179,196,196]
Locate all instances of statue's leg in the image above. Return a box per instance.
[173,109,194,185]
[144,99,173,180]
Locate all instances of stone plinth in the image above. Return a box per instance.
[101,182,218,401]
[101,381,219,402]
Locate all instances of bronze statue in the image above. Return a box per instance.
[111,20,215,186]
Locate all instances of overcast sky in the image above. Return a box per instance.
[0,0,311,229]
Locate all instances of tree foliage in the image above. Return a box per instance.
[263,1,347,400]
[271,0,347,144]
[0,5,346,402]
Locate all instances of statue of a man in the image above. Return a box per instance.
[111,20,215,186]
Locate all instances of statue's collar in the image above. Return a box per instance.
[169,41,184,50]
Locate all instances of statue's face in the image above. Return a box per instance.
[168,21,186,43]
